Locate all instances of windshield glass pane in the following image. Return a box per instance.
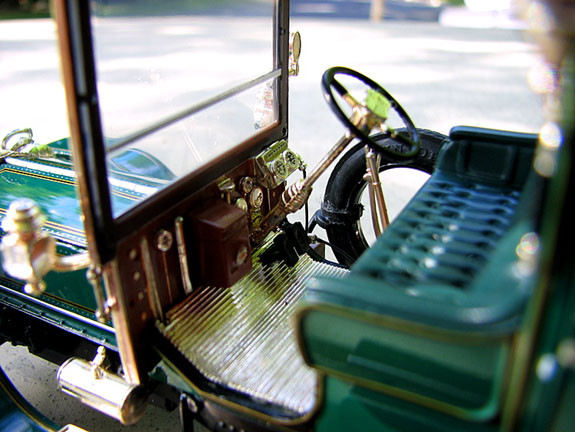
[90,0,278,216]
[106,76,278,215]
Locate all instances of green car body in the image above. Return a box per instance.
[0,1,574,431]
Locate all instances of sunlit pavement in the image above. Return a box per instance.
[287,16,542,219]
[439,6,526,29]
[0,14,544,432]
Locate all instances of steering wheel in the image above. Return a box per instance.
[322,66,420,158]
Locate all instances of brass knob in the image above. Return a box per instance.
[0,199,55,295]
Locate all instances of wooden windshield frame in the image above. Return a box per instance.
[54,0,290,265]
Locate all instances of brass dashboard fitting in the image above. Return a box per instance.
[0,199,90,295]
[1,199,56,295]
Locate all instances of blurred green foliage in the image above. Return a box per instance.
[0,0,467,21]
[442,0,465,5]
[0,0,49,19]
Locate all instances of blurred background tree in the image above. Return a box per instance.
[371,0,464,22]
[0,0,49,18]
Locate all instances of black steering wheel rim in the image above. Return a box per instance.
[322,66,420,158]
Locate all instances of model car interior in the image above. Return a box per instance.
[0,0,573,431]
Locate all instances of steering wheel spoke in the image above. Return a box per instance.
[322,67,421,158]
[374,121,390,136]
[341,92,361,111]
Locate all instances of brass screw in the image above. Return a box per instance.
[156,230,173,252]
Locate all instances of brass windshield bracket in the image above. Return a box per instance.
[289,32,301,76]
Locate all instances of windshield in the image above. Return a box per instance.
[90,0,278,216]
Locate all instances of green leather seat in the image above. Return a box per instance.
[296,126,538,421]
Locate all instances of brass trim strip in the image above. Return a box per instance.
[309,358,506,422]
[0,282,115,336]
[0,367,58,432]
[295,303,512,346]
[4,158,157,200]
[156,351,325,429]
[106,69,282,154]
[140,236,165,324]
[0,166,74,184]
[174,216,193,294]
[294,304,512,421]
[104,261,143,384]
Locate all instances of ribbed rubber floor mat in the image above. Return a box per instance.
[158,255,347,415]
